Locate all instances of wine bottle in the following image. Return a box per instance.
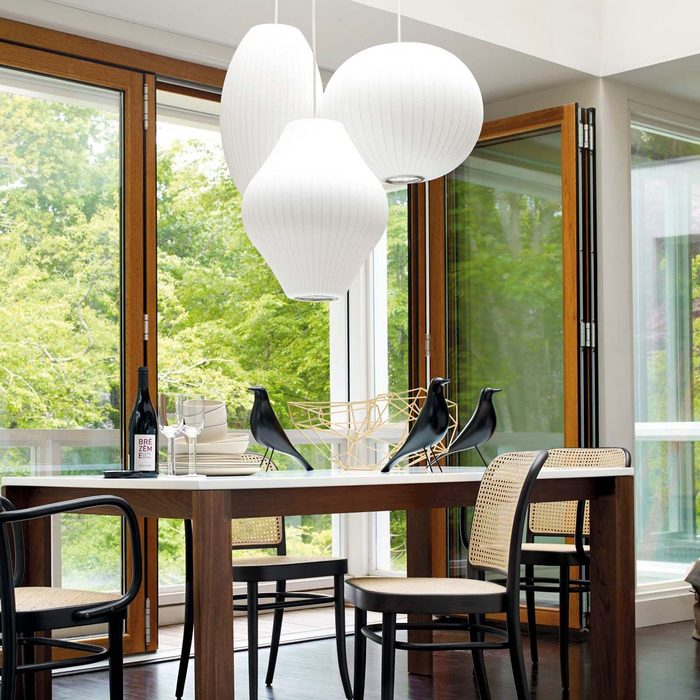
[128,366,158,473]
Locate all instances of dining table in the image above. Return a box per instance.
[2,463,635,700]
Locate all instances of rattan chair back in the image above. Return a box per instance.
[468,451,545,575]
[231,516,284,548]
[528,447,630,537]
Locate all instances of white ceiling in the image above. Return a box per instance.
[3,0,591,101]
[2,0,699,104]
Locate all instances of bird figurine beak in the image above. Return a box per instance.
[438,378,450,386]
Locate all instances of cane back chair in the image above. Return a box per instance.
[346,450,549,700]
[521,447,631,691]
[0,495,142,700]
[176,456,352,700]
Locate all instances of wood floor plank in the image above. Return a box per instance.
[53,621,699,699]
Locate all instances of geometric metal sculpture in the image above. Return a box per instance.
[287,387,458,471]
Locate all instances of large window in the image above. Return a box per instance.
[631,116,700,584]
[155,91,333,586]
[0,65,128,592]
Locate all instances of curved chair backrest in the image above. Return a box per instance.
[528,447,631,537]
[468,450,548,578]
[231,452,283,549]
[232,516,284,549]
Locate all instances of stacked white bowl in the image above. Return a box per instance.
[175,400,253,475]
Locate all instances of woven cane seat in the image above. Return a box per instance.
[521,542,590,565]
[12,587,120,613]
[232,555,348,582]
[346,576,507,615]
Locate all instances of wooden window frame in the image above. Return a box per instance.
[406,106,589,666]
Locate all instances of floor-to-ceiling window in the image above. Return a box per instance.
[155,89,333,587]
[631,114,700,584]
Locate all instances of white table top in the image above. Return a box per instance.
[2,466,633,491]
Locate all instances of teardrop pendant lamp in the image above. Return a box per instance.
[242,118,388,301]
[242,0,389,302]
[321,2,483,184]
[220,21,321,193]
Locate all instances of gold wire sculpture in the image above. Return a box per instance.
[287,388,459,471]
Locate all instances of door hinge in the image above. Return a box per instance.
[145,596,151,646]
[578,121,594,152]
[144,313,149,342]
[143,81,150,131]
[424,333,431,358]
[581,321,596,348]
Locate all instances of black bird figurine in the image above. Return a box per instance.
[445,387,501,466]
[248,386,313,471]
[381,377,450,473]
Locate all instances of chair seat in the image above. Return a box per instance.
[7,587,121,631]
[345,576,507,615]
[232,555,348,582]
[521,542,590,565]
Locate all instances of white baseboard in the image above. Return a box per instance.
[635,582,695,628]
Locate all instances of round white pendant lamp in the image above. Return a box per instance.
[220,23,322,193]
[321,41,484,184]
[242,118,389,302]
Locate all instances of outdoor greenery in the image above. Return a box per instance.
[0,86,409,588]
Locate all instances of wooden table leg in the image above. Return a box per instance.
[589,476,636,699]
[406,507,447,676]
[192,491,234,699]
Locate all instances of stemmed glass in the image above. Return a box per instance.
[158,394,184,477]
[182,398,205,476]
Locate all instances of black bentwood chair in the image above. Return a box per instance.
[346,450,548,700]
[176,497,352,699]
[521,447,631,692]
[0,495,142,700]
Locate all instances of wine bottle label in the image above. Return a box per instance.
[134,434,156,471]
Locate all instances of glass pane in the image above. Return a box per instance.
[631,120,700,584]
[155,92,332,584]
[446,130,564,458]
[373,187,410,572]
[0,66,123,592]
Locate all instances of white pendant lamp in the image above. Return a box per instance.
[220,21,322,193]
[241,0,389,302]
[242,118,388,301]
[321,2,483,184]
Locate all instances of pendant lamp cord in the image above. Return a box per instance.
[312,0,317,117]
[397,0,401,42]
[274,0,279,23]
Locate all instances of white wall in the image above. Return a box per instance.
[352,0,603,74]
[601,0,700,75]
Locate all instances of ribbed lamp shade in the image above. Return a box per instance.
[321,42,484,184]
[220,24,322,193]
[242,118,389,302]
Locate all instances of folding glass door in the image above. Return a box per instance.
[409,105,597,630]
[0,43,149,653]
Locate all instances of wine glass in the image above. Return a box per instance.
[182,398,205,476]
[158,394,183,477]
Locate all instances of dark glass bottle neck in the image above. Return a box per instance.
[137,367,149,391]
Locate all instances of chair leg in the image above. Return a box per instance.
[380,613,397,700]
[525,564,538,664]
[559,564,571,691]
[265,580,285,687]
[20,634,36,700]
[332,574,353,699]
[247,582,259,700]
[353,607,367,700]
[175,519,194,700]
[469,613,491,699]
[108,617,124,700]
[1,623,17,700]
[506,604,530,700]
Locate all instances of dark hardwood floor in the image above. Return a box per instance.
[53,621,700,699]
